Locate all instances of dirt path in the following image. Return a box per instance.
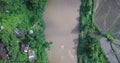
[43,0,80,63]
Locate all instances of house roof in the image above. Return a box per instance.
[0,49,8,59]
[0,41,6,48]
[20,43,35,62]
[28,50,34,57]
[13,29,22,38]
[0,41,8,59]
[28,50,35,62]
[21,44,29,52]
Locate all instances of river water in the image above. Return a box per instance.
[43,0,80,63]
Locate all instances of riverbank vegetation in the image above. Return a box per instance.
[77,0,109,63]
[0,0,49,63]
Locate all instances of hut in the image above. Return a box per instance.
[20,43,35,62]
[0,41,8,59]
[28,49,35,62]
[20,44,29,52]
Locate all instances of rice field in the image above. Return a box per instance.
[94,0,120,33]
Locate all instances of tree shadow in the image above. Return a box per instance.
[73,38,79,55]
[71,16,80,55]
[71,17,80,34]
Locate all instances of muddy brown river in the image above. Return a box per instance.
[43,0,80,63]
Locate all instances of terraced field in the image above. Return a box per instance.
[94,0,120,63]
[94,0,120,33]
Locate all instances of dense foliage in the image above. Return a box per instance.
[0,0,49,63]
[77,0,109,63]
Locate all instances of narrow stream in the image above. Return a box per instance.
[43,0,80,63]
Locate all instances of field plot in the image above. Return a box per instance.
[112,18,120,39]
[94,0,120,33]
[95,0,120,63]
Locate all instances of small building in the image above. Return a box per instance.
[20,44,29,52]
[28,50,35,62]
[0,41,8,59]
[13,28,23,38]
[28,30,34,35]
[0,26,4,30]
[20,44,35,62]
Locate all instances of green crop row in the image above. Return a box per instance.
[0,0,49,63]
[77,0,109,63]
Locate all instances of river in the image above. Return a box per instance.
[43,0,80,63]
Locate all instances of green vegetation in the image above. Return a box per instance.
[0,0,50,63]
[77,0,109,63]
